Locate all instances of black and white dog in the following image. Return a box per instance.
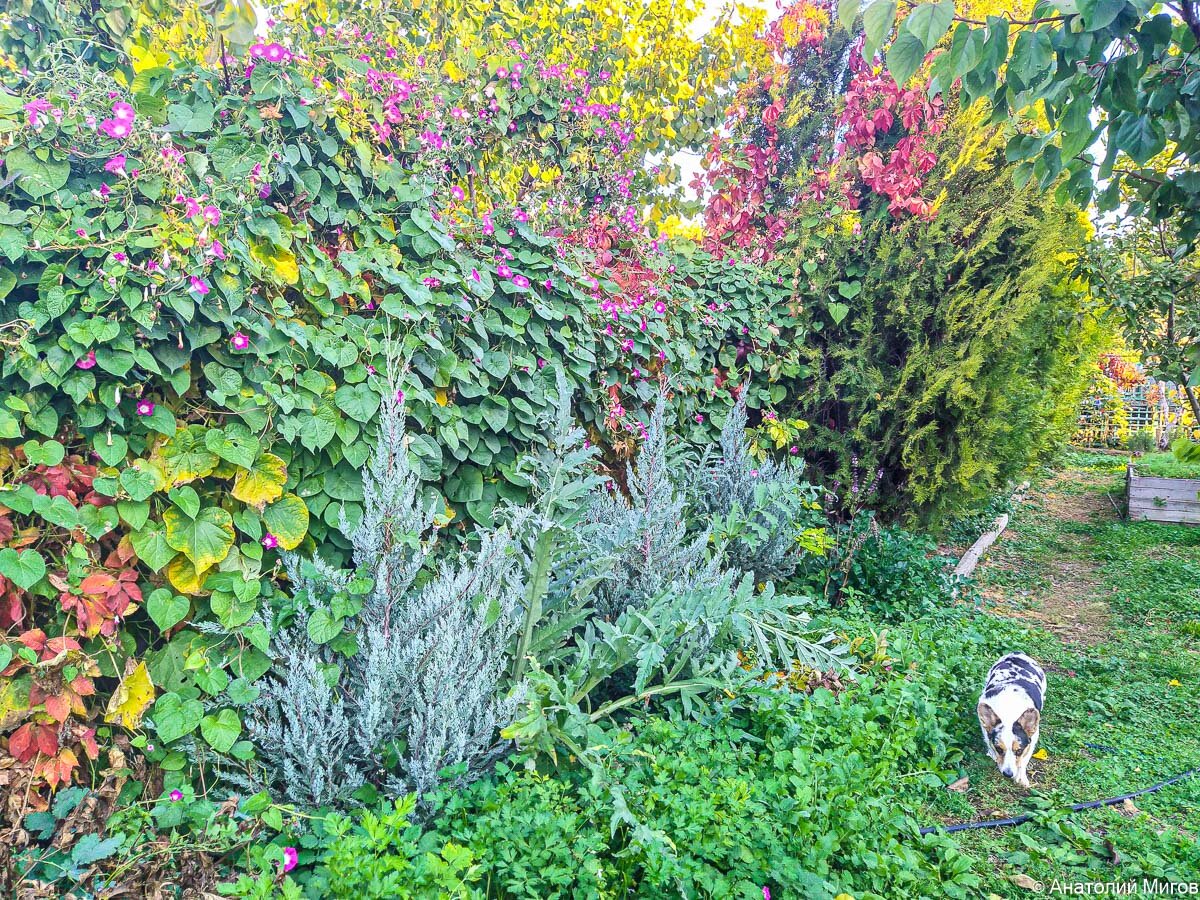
[978,653,1046,789]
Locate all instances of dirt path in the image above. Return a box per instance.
[978,467,1115,646]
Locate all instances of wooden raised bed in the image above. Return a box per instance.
[1127,463,1200,525]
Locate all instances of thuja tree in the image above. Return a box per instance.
[789,105,1101,520]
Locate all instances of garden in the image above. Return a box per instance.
[1,0,1199,897]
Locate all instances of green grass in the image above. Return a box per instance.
[1132,451,1200,479]
[1059,448,1130,473]
[911,463,1200,895]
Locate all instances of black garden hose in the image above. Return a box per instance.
[919,766,1200,836]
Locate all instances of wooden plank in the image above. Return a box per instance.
[1129,499,1200,515]
[1129,499,1200,523]
[1129,483,1200,497]
[1130,503,1200,519]
[1129,483,1200,502]
[955,513,1009,577]
[1130,509,1200,525]
[1129,474,1200,494]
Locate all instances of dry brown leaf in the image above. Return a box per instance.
[947,775,970,793]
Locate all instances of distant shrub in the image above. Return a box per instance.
[844,526,962,620]
[1126,428,1157,453]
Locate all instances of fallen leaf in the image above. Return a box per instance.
[1121,798,1140,816]
[947,776,970,793]
[1032,748,1049,760]
[1009,873,1040,890]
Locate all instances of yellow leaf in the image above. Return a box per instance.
[159,426,218,485]
[104,662,155,730]
[167,555,212,595]
[434,388,450,407]
[232,452,288,508]
[249,237,299,285]
[1032,748,1049,760]
[262,493,310,550]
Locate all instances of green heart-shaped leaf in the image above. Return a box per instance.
[200,709,242,753]
[164,506,236,571]
[0,548,46,590]
[132,523,179,572]
[146,588,190,631]
[152,692,204,744]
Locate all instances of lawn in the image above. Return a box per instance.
[916,453,1200,894]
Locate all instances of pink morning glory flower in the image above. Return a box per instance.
[281,846,298,873]
[249,43,267,58]
[77,351,97,370]
[189,276,209,296]
[512,274,529,288]
[136,400,155,416]
[450,185,465,201]
[471,268,481,282]
[261,533,279,549]
[654,301,666,314]
[396,389,405,402]
[543,278,553,290]
[100,118,131,139]
[202,204,221,225]
[695,414,704,423]
[230,331,250,350]
[104,154,127,175]
[497,263,512,278]
[23,98,54,128]
[513,209,528,222]
[75,228,86,237]
[111,102,136,122]
[170,790,183,802]
[423,276,441,288]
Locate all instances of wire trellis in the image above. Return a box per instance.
[1074,380,1188,448]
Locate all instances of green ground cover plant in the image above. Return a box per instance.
[1133,451,1200,479]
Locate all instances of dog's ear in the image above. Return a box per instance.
[977,702,1000,731]
[1017,707,1040,734]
